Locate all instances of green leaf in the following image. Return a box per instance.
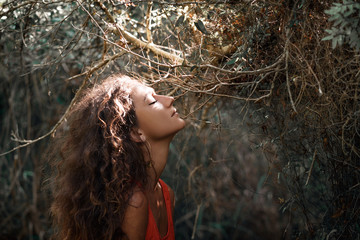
[51,17,62,23]
[23,171,34,179]
[235,62,244,72]
[324,9,331,15]
[341,5,348,14]
[344,10,353,17]
[334,19,343,27]
[175,15,185,26]
[190,65,198,72]
[332,37,338,49]
[338,35,344,46]
[340,20,349,29]
[349,30,358,42]
[226,58,237,65]
[322,35,333,41]
[352,18,359,27]
[57,95,66,105]
[325,29,333,34]
[194,19,208,35]
[256,175,266,193]
[328,15,340,22]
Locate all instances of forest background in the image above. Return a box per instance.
[0,0,359,239]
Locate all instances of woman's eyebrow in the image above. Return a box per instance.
[143,89,155,102]
[143,93,152,102]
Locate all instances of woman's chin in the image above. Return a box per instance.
[178,118,187,130]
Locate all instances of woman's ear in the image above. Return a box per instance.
[130,128,146,142]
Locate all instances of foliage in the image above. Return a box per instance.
[322,0,360,50]
[1,0,360,239]
[165,100,288,239]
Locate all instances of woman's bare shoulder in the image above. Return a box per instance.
[122,187,149,239]
[128,187,148,207]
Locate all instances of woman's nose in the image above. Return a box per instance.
[156,95,174,107]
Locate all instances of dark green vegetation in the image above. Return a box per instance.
[1,0,359,239]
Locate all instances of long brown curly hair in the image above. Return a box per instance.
[50,75,148,240]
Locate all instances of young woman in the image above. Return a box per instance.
[50,75,186,240]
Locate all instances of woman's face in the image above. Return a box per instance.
[131,83,186,142]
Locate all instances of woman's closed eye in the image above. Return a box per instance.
[149,100,157,105]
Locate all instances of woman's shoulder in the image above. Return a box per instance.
[128,186,148,208]
[121,187,149,239]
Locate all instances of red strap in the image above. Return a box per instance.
[146,179,175,240]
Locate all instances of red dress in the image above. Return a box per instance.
[145,179,175,240]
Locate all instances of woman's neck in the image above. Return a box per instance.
[145,137,171,191]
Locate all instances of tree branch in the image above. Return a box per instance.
[145,1,153,43]
[94,0,184,64]
[285,30,297,113]
[0,50,130,157]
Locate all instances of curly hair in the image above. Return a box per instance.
[50,75,148,240]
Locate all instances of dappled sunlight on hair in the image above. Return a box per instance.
[50,75,148,240]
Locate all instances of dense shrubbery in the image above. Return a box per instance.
[1,0,359,239]
[322,0,360,50]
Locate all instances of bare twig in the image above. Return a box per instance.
[0,50,130,157]
[94,0,184,64]
[285,30,297,113]
[1,79,86,157]
[187,165,202,194]
[113,25,184,64]
[0,0,68,17]
[145,1,153,43]
[191,202,203,240]
[76,0,106,36]
[184,96,215,119]
[305,149,317,186]
[198,53,285,74]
